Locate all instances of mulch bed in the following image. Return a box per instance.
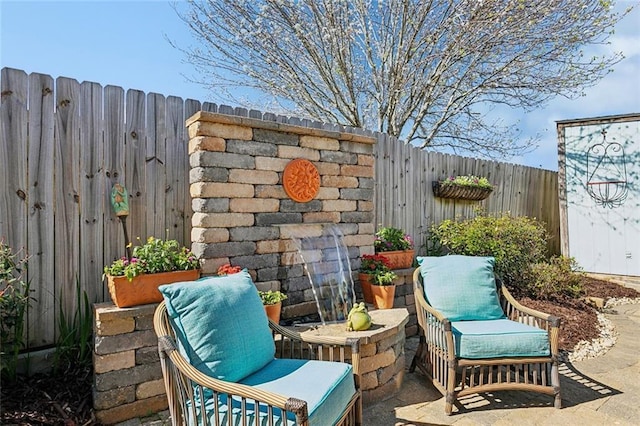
[1,363,94,425]
[1,277,638,425]
[519,277,639,351]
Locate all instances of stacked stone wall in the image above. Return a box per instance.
[391,269,418,336]
[93,303,167,424]
[187,112,378,319]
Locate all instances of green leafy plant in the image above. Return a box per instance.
[430,212,548,290]
[0,241,32,382]
[374,227,414,252]
[55,277,93,371]
[440,175,493,190]
[525,256,585,300]
[104,237,199,281]
[360,254,398,286]
[259,290,287,305]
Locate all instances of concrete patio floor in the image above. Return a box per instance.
[363,302,640,426]
[134,300,639,426]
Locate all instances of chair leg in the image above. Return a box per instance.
[445,361,457,415]
[445,393,454,415]
[552,360,562,409]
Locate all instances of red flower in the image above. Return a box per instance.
[217,263,242,276]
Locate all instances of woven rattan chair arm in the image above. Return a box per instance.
[153,302,296,411]
[500,285,561,326]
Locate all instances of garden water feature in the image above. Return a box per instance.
[292,225,357,325]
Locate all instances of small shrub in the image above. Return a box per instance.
[526,256,585,300]
[0,241,32,382]
[55,277,93,371]
[430,212,548,290]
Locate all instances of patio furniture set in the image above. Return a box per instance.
[153,256,560,425]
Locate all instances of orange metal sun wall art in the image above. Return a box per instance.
[282,158,320,202]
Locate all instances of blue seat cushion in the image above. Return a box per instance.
[417,256,505,321]
[452,319,550,359]
[159,271,275,382]
[193,359,356,426]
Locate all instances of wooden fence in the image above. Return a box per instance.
[1,68,559,350]
[374,133,560,256]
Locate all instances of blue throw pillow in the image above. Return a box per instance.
[416,256,505,321]
[159,271,275,382]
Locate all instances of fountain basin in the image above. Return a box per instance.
[295,308,409,405]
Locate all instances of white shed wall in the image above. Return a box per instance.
[560,116,640,277]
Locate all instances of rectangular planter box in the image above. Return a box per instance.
[376,250,414,269]
[106,269,200,308]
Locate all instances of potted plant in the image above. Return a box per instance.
[374,226,415,269]
[433,175,493,201]
[103,237,200,308]
[259,290,287,323]
[358,254,398,309]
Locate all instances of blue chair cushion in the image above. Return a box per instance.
[193,359,356,426]
[417,256,505,321]
[452,319,550,359]
[159,271,275,382]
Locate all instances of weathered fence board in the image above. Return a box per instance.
[146,93,166,240]
[26,72,56,347]
[54,76,81,324]
[124,89,147,250]
[1,68,28,265]
[79,81,105,306]
[103,85,126,302]
[0,68,560,350]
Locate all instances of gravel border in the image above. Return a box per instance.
[564,297,640,362]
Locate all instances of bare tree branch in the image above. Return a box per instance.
[173,0,629,158]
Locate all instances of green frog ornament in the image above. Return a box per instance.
[346,302,372,331]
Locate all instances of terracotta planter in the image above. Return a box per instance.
[432,181,492,201]
[264,302,282,324]
[370,284,396,309]
[106,269,200,308]
[358,273,375,304]
[376,249,415,269]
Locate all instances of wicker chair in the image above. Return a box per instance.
[154,271,362,426]
[409,256,561,415]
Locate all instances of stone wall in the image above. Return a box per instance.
[391,269,418,337]
[356,309,410,405]
[186,112,378,320]
[93,303,167,424]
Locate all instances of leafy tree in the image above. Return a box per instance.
[175,0,629,157]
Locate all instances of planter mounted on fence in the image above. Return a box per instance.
[432,181,493,201]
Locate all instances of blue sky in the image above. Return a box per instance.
[1,0,639,171]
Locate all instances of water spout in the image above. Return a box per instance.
[293,225,356,325]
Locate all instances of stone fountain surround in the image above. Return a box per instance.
[186,111,378,320]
